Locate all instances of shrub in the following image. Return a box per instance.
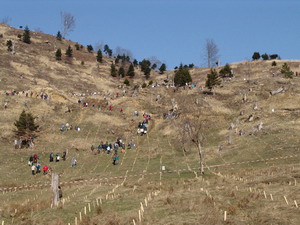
[142,83,147,88]
[124,79,130,86]
[148,80,153,86]
[159,63,166,74]
[96,49,103,63]
[271,61,277,66]
[118,67,125,77]
[81,61,85,65]
[281,63,293,78]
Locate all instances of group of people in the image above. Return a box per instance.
[137,113,151,136]
[3,89,50,100]
[28,154,49,175]
[49,152,67,162]
[60,123,81,132]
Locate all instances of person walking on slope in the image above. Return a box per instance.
[31,164,36,175]
[49,153,54,162]
[112,153,119,165]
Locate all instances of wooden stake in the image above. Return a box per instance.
[133,219,136,225]
[79,212,82,221]
[140,202,144,212]
[84,206,87,215]
[138,210,142,222]
[270,194,273,201]
[96,198,99,206]
[284,196,289,205]
[263,191,267,199]
[294,200,298,208]
[75,217,78,225]
[88,203,91,212]
[224,211,227,221]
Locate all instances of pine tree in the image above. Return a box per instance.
[14,110,39,140]
[118,67,125,77]
[219,64,233,78]
[6,40,13,51]
[56,31,62,41]
[280,63,293,78]
[133,59,138,67]
[127,64,135,77]
[87,45,93,53]
[174,67,192,86]
[111,63,117,77]
[159,63,166,74]
[206,68,221,91]
[252,52,260,60]
[96,49,103,63]
[55,48,62,60]
[65,45,73,57]
[22,26,31,44]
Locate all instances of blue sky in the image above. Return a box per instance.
[1,0,299,68]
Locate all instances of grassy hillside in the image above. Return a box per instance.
[1,23,300,225]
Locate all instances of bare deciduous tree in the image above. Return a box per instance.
[114,46,133,59]
[203,38,219,68]
[181,117,207,174]
[1,16,11,25]
[61,12,76,38]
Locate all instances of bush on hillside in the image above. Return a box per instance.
[96,49,103,63]
[111,63,117,77]
[124,78,130,86]
[281,63,293,78]
[261,53,269,60]
[271,61,277,66]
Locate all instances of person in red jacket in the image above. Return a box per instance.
[43,165,49,175]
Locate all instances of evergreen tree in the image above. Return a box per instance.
[261,53,269,60]
[6,40,13,51]
[65,45,73,57]
[55,48,62,60]
[219,64,233,78]
[14,110,39,139]
[87,44,93,53]
[174,67,192,86]
[96,49,103,63]
[104,44,112,56]
[205,68,221,91]
[22,26,31,44]
[281,63,293,78]
[75,43,80,50]
[118,67,125,77]
[252,52,260,60]
[151,63,157,70]
[159,63,167,74]
[271,61,277,66]
[56,31,62,41]
[111,63,117,77]
[127,64,135,77]
[133,59,138,67]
